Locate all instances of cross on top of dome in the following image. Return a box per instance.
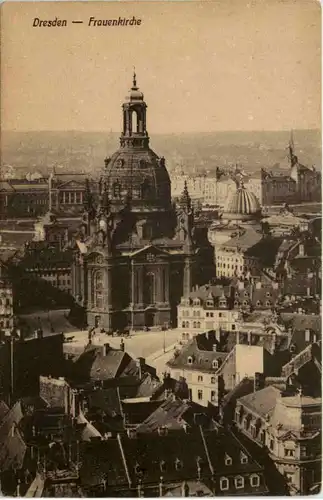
[128,68,144,102]
[132,67,138,90]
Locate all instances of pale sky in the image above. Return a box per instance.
[1,0,321,133]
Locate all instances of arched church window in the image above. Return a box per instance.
[142,224,152,240]
[144,272,155,305]
[141,179,151,199]
[131,110,138,133]
[113,182,121,198]
[92,270,104,309]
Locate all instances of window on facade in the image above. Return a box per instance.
[211,390,216,402]
[144,272,155,305]
[174,458,183,470]
[113,182,121,198]
[193,321,197,328]
[206,312,209,317]
[220,477,229,491]
[141,179,151,199]
[231,324,236,330]
[198,390,203,401]
[92,270,104,309]
[219,313,223,318]
[235,476,244,489]
[269,439,274,451]
[196,321,201,328]
[198,376,203,382]
[182,321,186,328]
[211,376,216,384]
[284,448,295,458]
[250,474,260,487]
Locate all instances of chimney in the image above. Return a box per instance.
[159,476,164,497]
[181,481,190,497]
[212,344,217,352]
[136,358,145,379]
[102,343,110,356]
[16,478,21,498]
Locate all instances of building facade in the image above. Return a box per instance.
[71,74,214,331]
[0,173,89,219]
[235,383,322,495]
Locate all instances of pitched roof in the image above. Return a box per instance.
[237,386,281,418]
[220,228,262,252]
[73,345,132,382]
[0,401,26,471]
[87,388,122,417]
[121,431,212,485]
[167,338,227,373]
[136,397,213,434]
[280,313,321,334]
[122,401,163,426]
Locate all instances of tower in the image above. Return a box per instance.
[176,182,194,297]
[121,70,149,149]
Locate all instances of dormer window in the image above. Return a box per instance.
[220,477,229,491]
[250,474,260,487]
[235,476,244,489]
[212,359,219,370]
[187,356,193,365]
[225,454,232,466]
[175,458,183,470]
[206,299,214,307]
[256,301,261,306]
[160,460,166,473]
[134,463,142,475]
[244,292,249,297]
[240,452,248,464]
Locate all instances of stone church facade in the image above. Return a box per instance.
[71,74,214,331]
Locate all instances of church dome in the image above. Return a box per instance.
[104,148,171,211]
[103,73,171,212]
[224,183,261,221]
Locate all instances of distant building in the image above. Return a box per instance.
[0,172,89,219]
[262,205,309,237]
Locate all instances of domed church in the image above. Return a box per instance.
[71,73,214,331]
[222,175,261,224]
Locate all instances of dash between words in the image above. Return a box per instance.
[32,16,142,27]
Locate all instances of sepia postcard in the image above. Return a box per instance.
[0,0,321,497]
